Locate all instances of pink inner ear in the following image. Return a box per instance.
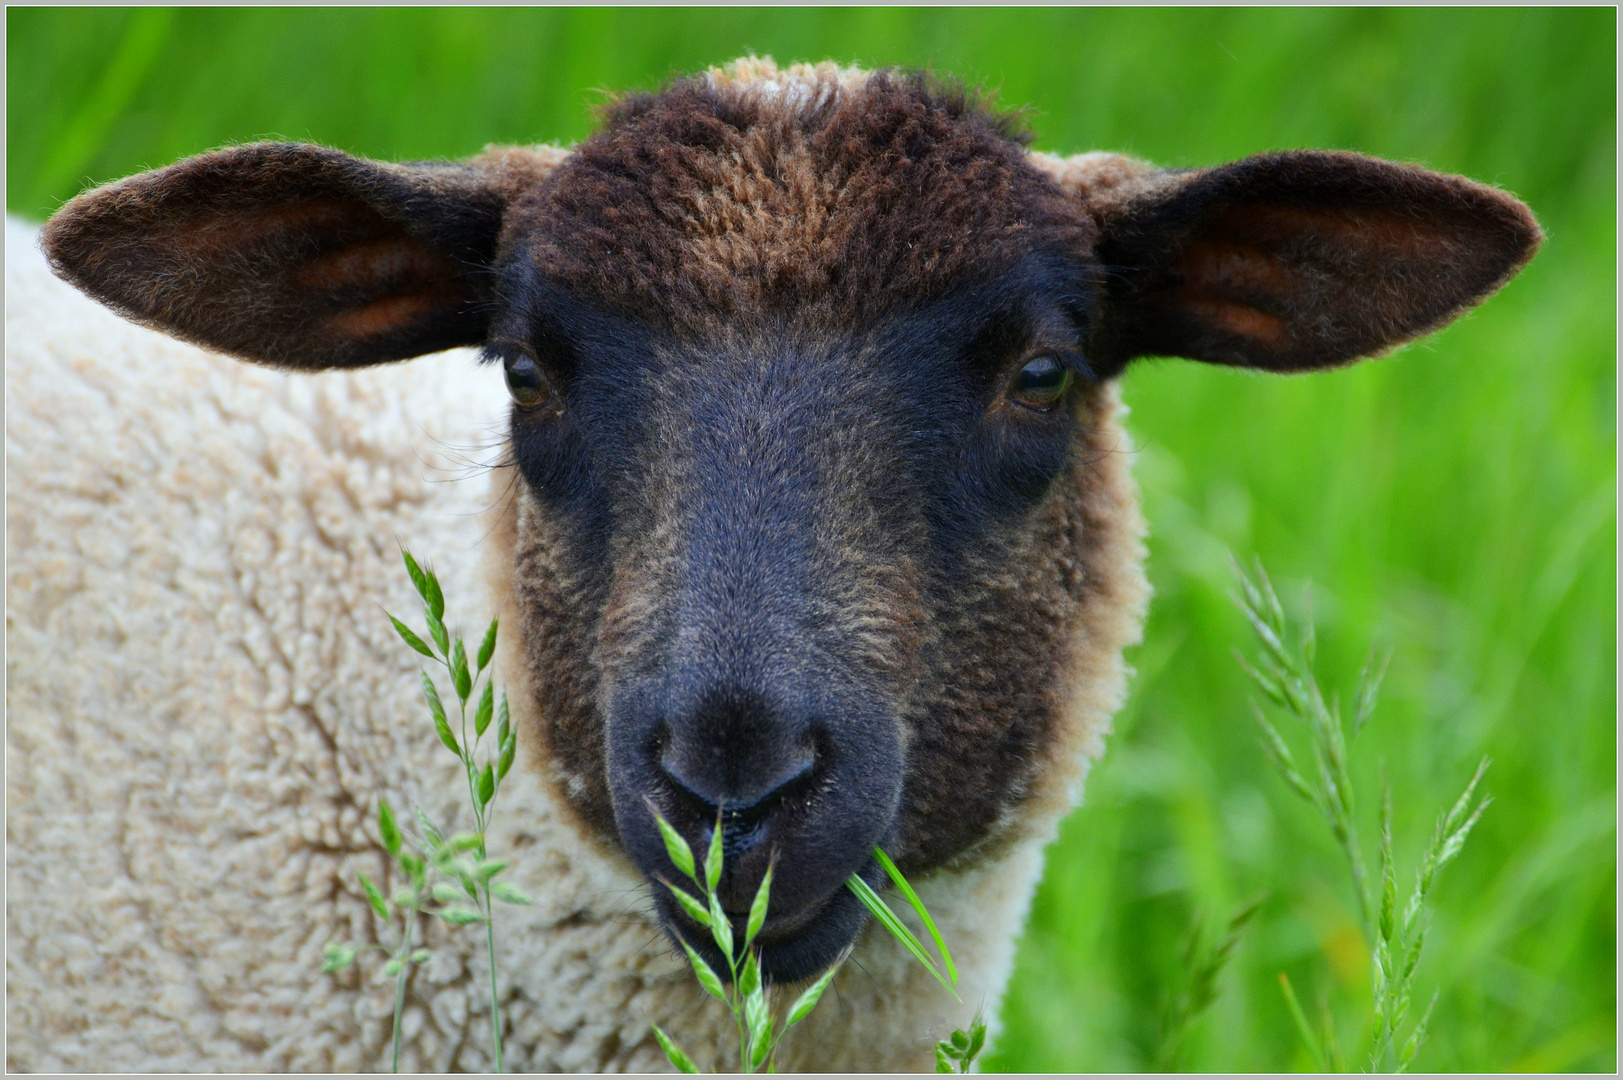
[1165,202,1453,353]
[327,291,455,340]
[195,197,474,348]
[295,235,457,291]
[1102,153,1540,372]
[284,223,467,344]
[1179,237,1293,294]
[1178,296,1289,345]
[165,199,362,253]
[232,198,363,239]
[1222,202,1456,257]
[1170,232,1297,348]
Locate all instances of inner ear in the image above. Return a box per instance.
[1094,152,1542,372]
[41,143,520,370]
[177,196,480,362]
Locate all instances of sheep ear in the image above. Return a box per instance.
[1086,151,1541,373]
[40,142,560,370]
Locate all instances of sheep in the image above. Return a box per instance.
[8,57,1539,1072]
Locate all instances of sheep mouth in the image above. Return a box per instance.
[655,859,879,985]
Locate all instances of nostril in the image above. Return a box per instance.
[656,755,714,814]
[658,746,816,820]
[718,817,767,863]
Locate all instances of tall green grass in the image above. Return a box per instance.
[9,8,1612,1071]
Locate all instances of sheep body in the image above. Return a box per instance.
[4,215,1147,1071]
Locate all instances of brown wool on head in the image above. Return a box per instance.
[506,61,1097,332]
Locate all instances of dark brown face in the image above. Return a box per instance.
[492,261,1122,980]
[486,72,1124,981]
[37,59,1540,986]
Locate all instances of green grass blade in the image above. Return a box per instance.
[358,872,389,921]
[422,673,459,756]
[652,1025,700,1074]
[421,563,445,621]
[1318,984,1348,1073]
[497,727,517,780]
[744,983,772,1069]
[746,865,773,948]
[476,616,499,673]
[1398,989,1439,1072]
[651,811,696,882]
[388,613,436,659]
[401,549,429,604]
[1380,778,1397,945]
[1277,971,1327,1073]
[738,948,760,999]
[707,891,734,961]
[491,881,531,905]
[846,874,958,999]
[965,1013,987,1065]
[680,940,728,1003]
[474,681,494,739]
[451,639,471,703]
[1442,757,1491,837]
[662,879,712,928]
[476,763,495,810]
[322,942,357,972]
[874,846,957,988]
[785,951,846,1027]
[377,798,401,859]
[705,812,725,894]
[425,609,450,657]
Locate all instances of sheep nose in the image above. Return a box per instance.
[607,670,902,948]
[647,682,824,863]
[659,749,816,819]
[661,751,815,863]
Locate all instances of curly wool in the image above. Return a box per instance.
[5,217,1147,1072]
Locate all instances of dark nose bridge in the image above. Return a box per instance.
[604,350,908,929]
[655,566,825,833]
[672,357,824,675]
[654,359,833,810]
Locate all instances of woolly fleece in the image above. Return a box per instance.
[5,216,1147,1072]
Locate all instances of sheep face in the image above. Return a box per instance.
[487,72,1124,982]
[491,260,1124,981]
[39,60,1539,984]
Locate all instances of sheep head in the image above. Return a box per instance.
[40,59,1539,983]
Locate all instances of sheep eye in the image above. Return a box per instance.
[503,351,552,409]
[1007,354,1073,411]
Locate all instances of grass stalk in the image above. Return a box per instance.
[649,817,981,1074]
[323,550,528,1072]
[1234,557,1490,1073]
[485,919,504,1073]
[1154,896,1263,1071]
[1276,972,1327,1073]
[391,963,408,1073]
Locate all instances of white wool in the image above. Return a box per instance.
[7,216,1144,1072]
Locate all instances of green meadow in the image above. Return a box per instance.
[8,8,1613,1071]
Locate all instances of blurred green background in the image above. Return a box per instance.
[8,7,1614,1072]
